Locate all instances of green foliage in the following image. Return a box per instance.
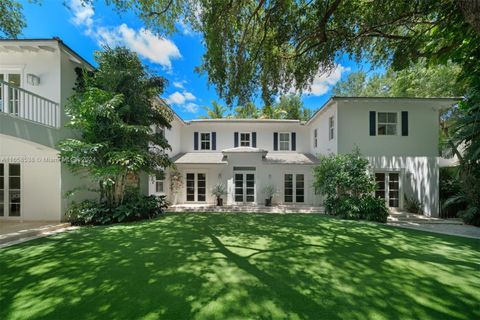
[200,101,229,119]
[404,195,424,215]
[313,150,388,223]
[261,185,276,199]
[67,192,168,225]
[59,47,172,208]
[333,61,465,98]
[0,0,33,38]
[211,183,227,199]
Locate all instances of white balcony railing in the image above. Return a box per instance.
[0,80,60,128]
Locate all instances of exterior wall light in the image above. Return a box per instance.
[27,73,40,86]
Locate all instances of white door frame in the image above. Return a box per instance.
[185,172,207,203]
[233,172,256,204]
[0,163,22,219]
[375,171,402,209]
[283,173,305,204]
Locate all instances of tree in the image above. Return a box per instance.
[200,101,228,119]
[0,0,28,38]
[59,47,172,207]
[234,101,259,119]
[333,61,465,98]
[313,149,389,223]
[273,94,312,121]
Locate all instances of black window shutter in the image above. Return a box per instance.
[252,132,257,147]
[212,132,217,150]
[194,132,199,150]
[401,111,409,136]
[273,132,278,151]
[234,132,239,147]
[369,111,376,136]
[291,132,296,151]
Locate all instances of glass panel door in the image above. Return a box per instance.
[284,174,293,203]
[375,172,399,208]
[0,74,4,112]
[8,74,20,115]
[235,173,255,203]
[8,164,21,217]
[186,173,195,201]
[235,173,244,202]
[197,173,206,201]
[388,173,399,208]
[295,174,305,203]
[245,174,255,203]
[0,164,4,216]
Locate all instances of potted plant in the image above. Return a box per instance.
[262,185,276,206]
[211,183,227,206]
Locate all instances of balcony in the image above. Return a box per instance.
[0,80,60,128]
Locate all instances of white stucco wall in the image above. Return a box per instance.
[336,98,444,156]
[307,101,338,156]
[367,156,439,216]
[151,152,319,206]
[0,134,62,221]
[179,121,310,153]
[0,42,61,103]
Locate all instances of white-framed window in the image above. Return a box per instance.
[155,125,165,137]
[377,112,398,136]
[186,173,206,202]
[314,129,318,148]
[284,173,305,203]
[200,132,211,150]
[279,132,290,151]
[0,72,22,115]
[240,132,251,147]
[329,116,334,140]
[155,172,164,194]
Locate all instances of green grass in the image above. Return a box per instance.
[1,213,479,320]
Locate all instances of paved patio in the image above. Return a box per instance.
[0,221,75,248]
[167,204,326,214]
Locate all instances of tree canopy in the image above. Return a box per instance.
[333,61,466,98]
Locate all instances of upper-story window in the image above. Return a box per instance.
[279,133,290,151]
[240,132,251,147]
[155,125,165,137]
[329,116,334,140]
[200,132,211,150]
[378,112,397,135]
[314,129,318,148]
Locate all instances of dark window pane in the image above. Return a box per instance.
[285,195,293,203]
[378,125,386,135]
[296,195,304,203]
[9,164,20,176]
[9,204,20,216]
[375,191,385,199]
[9,177,20,189]
[187,194,194,201]
[0,164,3,175]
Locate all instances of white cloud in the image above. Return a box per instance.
[69,0,94,33]
[68,1,181,69]
[183,102,199,113]
[173,80,186,89]
[166,91,196,105]
[305,65,350,96]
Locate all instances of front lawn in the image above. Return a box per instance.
[1,213,479,320]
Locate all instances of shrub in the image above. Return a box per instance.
[404,195,423,214]
[314,149,389,223]
[67,190,168,225]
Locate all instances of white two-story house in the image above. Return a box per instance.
[0,38,456,221]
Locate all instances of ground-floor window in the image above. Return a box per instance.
[375,172,400,208]
[186,173,206,202]
[284,174,304,203]
[0,163,21,217]
[155,172,164,194]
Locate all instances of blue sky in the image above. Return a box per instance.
[20,0,371,120]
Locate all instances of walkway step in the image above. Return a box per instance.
[0,223,74,248]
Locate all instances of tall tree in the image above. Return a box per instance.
[59,47,172,206]
[200,101,228,119]
[234,101,259,119]
[333,61,465,98]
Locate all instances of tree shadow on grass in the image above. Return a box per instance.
[0,213,479,320]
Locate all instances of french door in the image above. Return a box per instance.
[0,73,21,114]
[0,163,21,218]
[375,172,400,208]
[284,174,305,203]
[186,173,206,202]
[234,173,255,203]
